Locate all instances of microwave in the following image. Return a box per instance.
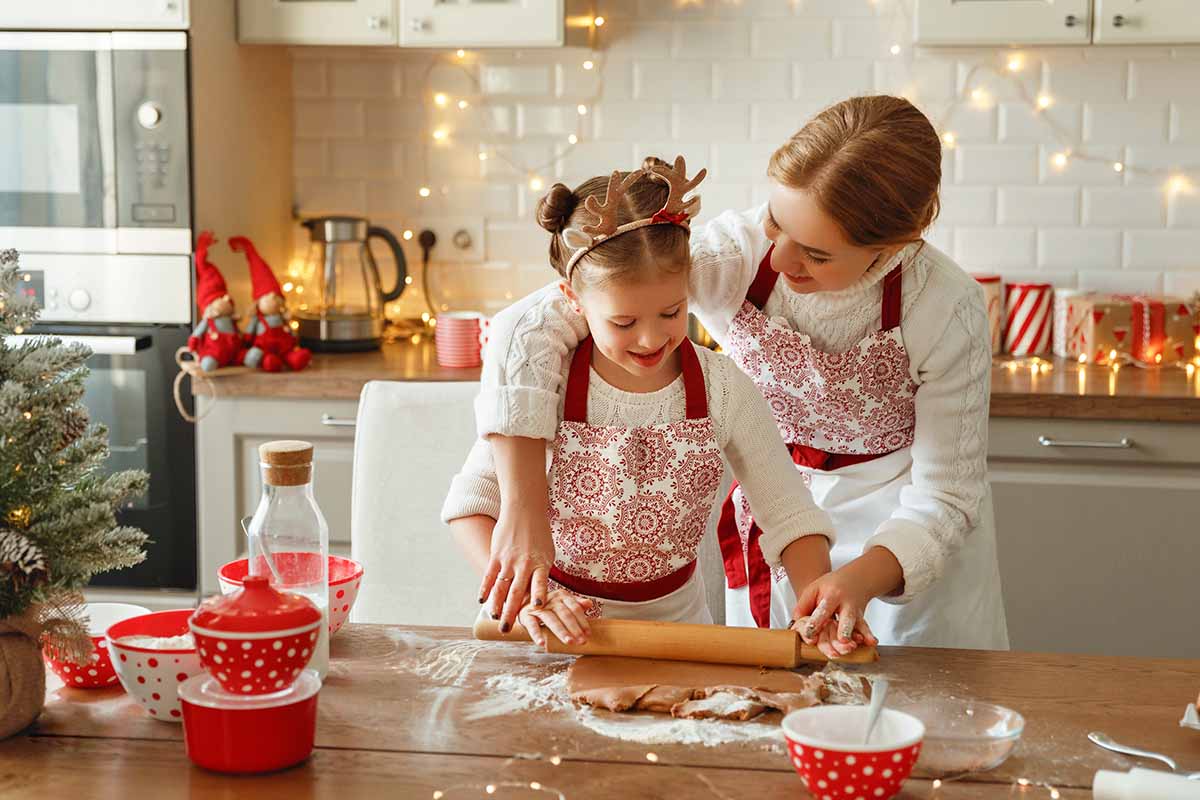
[0,30,191,259]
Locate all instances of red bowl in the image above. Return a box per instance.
[190,620,320,695]
[43,603,150,690]
[106,609,205,721]
[217,555,364,636]
[180,671,319,774]
[782,706,925,800]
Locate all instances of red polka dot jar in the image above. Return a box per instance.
[218,554,364,636]
[190,575,321,695]
[43,602,149,690]
[106,609,205,721]
[782,706,925,800]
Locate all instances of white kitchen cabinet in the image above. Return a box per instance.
[1092,0,1200,43]
[987,417,1200,659]
[196,394,360,596]
[399,0,563,48]
[0,0,188,29]
[916,0,1093,46]
[237,0,397,46]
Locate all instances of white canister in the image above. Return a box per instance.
[1093,768,1200,800]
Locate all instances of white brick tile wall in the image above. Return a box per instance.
[1083,187,1167,228]
[957,146,1039,185]
[1037,228,1122,270]
[998,187,1079,226]
[288,6,1200,309]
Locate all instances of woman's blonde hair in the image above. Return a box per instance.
[536,157,690,288]
[768,95,941,247]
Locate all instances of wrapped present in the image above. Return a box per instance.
[1064,294,1197,365]
[973,275,1003,355]
[1053,289,1093,359]
[1004,282,1053,356]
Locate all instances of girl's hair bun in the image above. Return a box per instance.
[536,183,578,234]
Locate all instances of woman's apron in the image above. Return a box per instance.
[716,248,1008,649]
[544,336,722,624]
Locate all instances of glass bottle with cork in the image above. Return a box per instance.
[246,440,329,680]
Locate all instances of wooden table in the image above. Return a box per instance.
[2,625,1196,798]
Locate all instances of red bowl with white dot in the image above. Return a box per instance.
[106,609,205,721]
[218,554,364,636]
[43,602,150,690]
[191,575,322,695]
[782,706,925,800]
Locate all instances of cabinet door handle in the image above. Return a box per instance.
[1037,435,1133,449]
[1064,14,1080,27]
[1112,14,1126,28]
[321,414,357,428]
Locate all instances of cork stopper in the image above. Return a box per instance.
[259,440,313,486]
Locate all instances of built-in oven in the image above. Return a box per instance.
[0,20,196,593]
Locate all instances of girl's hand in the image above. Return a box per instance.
[793,612,876,660]
[518,589,594,649]
[790,547,899,655]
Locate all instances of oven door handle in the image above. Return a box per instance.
[5,334,151,355]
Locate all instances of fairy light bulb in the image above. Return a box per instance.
[433,93,448,108]
[942,131,957,148]
[577,104,589,116]
[1007,54,1024,72]
[583,59,594,70]
[889,43,901,55]
[455,49,465,59]
[404,276,413,285]
[593,16,605,26]
[432,128,448,141]
[457,99,469,110]
[1169,175,1191,193]
[970,87,990,107]
[421,312,430,323]
[1052,152,1069,170]
[1113,161,1125,173]
[418,186,431,198]
[567,133,579,144]
[478,151,489,161]
[1037,93,1053,110]
[529,176,544,191]
[403,229,414,240]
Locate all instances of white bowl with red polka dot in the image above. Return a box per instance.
[782,706,925,800]
[44,602,150,690]
[106,609,205,722]
[217,555,364,636]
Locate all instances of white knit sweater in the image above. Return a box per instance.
[441,343,835,568]
[473,204,993,604]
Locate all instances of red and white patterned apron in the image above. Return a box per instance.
[717,245,917,628]
[545,336,721,623]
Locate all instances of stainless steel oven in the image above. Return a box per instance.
[0,15,197,592]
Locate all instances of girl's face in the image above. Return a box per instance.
[561,269,690,381]
[765,183,897,294]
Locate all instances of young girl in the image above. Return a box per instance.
[442,157,836,647]
[475,97,1008,656]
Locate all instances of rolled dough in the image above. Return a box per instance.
[567,655,840,721]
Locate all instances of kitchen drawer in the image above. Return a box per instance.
[988,417,1200,466]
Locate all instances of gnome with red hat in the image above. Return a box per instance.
[188,231,247,371]
[230,235,312,373]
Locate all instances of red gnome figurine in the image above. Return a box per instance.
[230,236,312,373]
[188,231,246,371]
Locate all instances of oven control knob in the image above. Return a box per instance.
[137,101,163,129]
[69,289,91,311]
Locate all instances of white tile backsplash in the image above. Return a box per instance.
[288,3,1200,318]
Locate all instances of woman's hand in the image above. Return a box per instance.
[481,435,556,632]
[790,546,901,656]
[518,589,594,649]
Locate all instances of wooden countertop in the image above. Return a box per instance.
[3,624,1197,798]
[190,332,1200,423]
[990,357,1200,422]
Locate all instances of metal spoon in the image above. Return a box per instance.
[1088,732,1200,780]
[862,678,890,745]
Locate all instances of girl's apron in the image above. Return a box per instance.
[545,337,721,624]
[717,247,1008,649]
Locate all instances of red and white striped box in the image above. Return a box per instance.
[1004,282,1054,356]
[972,275,1003,355]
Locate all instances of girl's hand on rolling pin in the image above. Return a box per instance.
[518,590,593,650]
[794,613,875,660]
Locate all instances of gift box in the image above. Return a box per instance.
[1053,289,1092,359]
[1004,282,1053,356]
[973,275,1003,355]
[1057,293,1197,365]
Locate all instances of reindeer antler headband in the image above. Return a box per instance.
[561,155,707,279]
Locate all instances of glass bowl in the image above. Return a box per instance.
[894,698,1024,777]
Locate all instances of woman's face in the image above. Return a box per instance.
[561,269,690,380]
[765,183,895,294]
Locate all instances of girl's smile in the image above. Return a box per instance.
[628,342,669,368]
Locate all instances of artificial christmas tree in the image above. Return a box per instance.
[0,249,148,738]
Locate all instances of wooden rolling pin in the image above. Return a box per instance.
[473,617,878,667]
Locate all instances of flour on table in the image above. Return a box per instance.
[465,670,573,720]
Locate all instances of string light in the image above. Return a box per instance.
[1036,93,1053,109]
[455,49,465,58]
[1113,161,1125,173]
[593,15,605,26]
[568,134,579,145]
[1052,151,1069,170]
[405,276,414,285]
[432,128,448,141]
[576,104,589,115]
[1169,175,1192,193]
[1006,53,1024,71]
[645,752,659,763]
[889,43,901,55]
[941,131,957,148]
[478,151,489,161]
[403,229,414,240]
[418,186,431,198]
[583,59,595,70]
[529,176,545,191]
[433,92,448,108]
[457,100,469,110]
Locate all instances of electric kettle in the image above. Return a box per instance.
[293,216,407,352]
